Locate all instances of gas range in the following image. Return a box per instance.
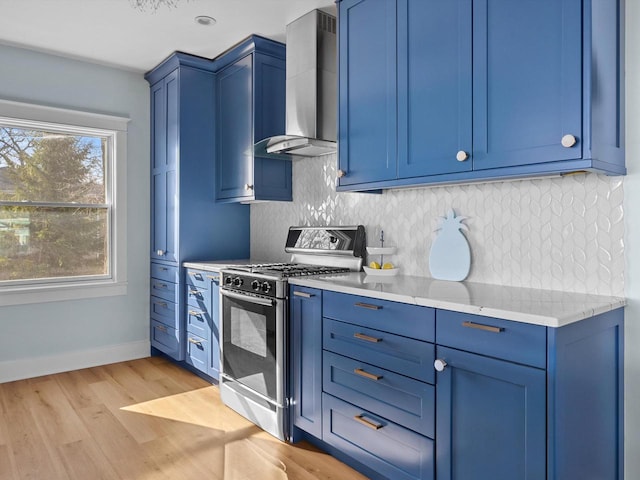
[218,225,366,442]
[221,226,366,300]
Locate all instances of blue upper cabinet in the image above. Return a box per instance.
[338,0,397,185]
[472,0,582,170]
[397,0,472,179]
[214,36,292,203]
[336,0,625,192]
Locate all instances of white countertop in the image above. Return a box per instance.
[182,259,253,273]
[288,273,625,328]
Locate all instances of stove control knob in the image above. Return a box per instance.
[251,280,260,291]
[233,277,244,287]
[261,282,272,294]
[224,276,233,285]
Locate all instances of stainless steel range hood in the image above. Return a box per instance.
[254,9,337,160]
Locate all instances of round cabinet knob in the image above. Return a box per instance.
[434,359,448,372]
[244,184,254,191]
[156,249,165,256]
[561,134,577,148]
[456,151,469,162]
[337,169,347,178]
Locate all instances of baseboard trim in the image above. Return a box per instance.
[0,340,150,383]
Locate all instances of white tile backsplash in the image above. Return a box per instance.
[251,154,624,296]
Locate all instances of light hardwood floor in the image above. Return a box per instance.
[0,357,367,480]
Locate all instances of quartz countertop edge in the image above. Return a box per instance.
[183,259,253,273]
[288,273,626,328]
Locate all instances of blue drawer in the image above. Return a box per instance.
[323,351,434,438]
[186,285,209,306]
[151,320,182,360]
[186,305,211,338]
[151,277,179,303]
[323,291,434,342]
[323,318,435,384]
[150,296,178,329]
[151,262,179,283]
[323,394,434,480]
[186,269,214,291]
[185,332,211,376]
[436,310,547,368]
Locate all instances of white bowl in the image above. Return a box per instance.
[363,266,400,276]
[366,246,397,255]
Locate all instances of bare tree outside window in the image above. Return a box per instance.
[0,125,110,283]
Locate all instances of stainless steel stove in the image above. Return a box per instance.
[219,226,365,441]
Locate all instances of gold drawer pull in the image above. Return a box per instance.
[158,266,168,271]
[188,338,202,346]
[155,325,168,333]
[153,283,168,290]
[206,275,219,281]
[188,310,202,317]
[154,301,168,308]
[354,368,382,381]
[189,289,202,296]
[353,332,382,343]
[354,302,382,311]
[462,321,504,333]
[293,291,314,298]
[353,415,382,430]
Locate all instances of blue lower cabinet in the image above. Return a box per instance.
[435,346,546,480]
[323,394,434,480]
[151,320,181,360]
[323,351,434,438]
[185,333,210,375]
[290,286,323,439]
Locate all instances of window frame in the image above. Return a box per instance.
[0,99,129,306]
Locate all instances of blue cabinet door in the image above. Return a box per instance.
[150,70,178,264]
[472,0,582,170]
[397,0,472,178]
[436,346,546,480]
[290,286,323,439]
[209,277,220,380]
[216,55,253,202]
[338,0,397,186]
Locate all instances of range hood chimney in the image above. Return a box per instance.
[254,9,337,160]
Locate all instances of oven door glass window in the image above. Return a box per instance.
[221,293,277,399]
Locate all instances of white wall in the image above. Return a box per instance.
[0,45,150,380]
[624,0,640,475]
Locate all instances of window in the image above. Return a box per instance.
[0,99,128,305]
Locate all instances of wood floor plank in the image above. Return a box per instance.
[1,358,373,480]
[57,439,121,480]
[22,378,90,446]
[0,381,69,480]
[0,444,19,480]
[88,379,166,444]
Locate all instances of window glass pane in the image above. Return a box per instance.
[0,126,106,204]
[0,206,108,282]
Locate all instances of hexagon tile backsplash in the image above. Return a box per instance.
[250,154,624,297]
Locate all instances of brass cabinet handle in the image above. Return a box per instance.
[206,275,219,281]
[153,283,168,290]
[154,301,168,308]
[462,321,504,333]
[188,272,203,279]
[188,310,202,318]
[293,291,314,298]
[354,368,382,381]
[155,325,167,333]
[353,332,382,343]
[188,338,202,346]
[189,289,203,297]
[158,266,168,271]
[353,415,382,430]
[354,302,382,311]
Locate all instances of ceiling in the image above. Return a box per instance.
[0,0,336,73]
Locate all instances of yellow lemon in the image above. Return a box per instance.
[382,262,394,269]
[369,261,381,269]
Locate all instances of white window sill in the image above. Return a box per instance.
[0,280,128,306]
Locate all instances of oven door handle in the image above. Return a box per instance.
[220,289,275,307]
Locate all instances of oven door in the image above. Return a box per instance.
[219,289,285,406]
